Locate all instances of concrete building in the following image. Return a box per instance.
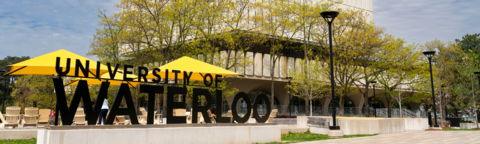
[219,0,421,116]
[123,0,422,116]
[338,0,374,22]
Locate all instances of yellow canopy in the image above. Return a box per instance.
[66,71,140,88]
[5,49,109,78]
[145,56,239,81]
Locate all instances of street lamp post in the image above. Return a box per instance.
[423,50,439,127]
[321,11,340,130]
[286,77,293,116]
[370,81,377,117]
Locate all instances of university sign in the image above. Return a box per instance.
[53,58,272,125]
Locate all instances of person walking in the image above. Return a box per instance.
[98,98,109,125]
[49,110,56,125]
[241,100,246,114]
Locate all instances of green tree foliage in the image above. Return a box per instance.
[455,33,480,56]
[0,56,30,110]
[10,75,56,111]
[287,58,329,116]
[423,39,464,125]
[453,53,480,128]
[377,37,424,118]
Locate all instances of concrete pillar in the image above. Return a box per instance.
[319,97,331,115]
[347,93,363,116]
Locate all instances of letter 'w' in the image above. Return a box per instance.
[53,78,110,125]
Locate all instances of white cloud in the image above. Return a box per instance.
[0,0,122,60]
[373,0,480,44]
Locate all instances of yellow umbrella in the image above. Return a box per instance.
[4,49,109,78]
[145,56,238,81]
[65,71,141,88]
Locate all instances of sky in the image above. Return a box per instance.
[0,0,479,60]
[0,0,121,61]
[373,0,480,45]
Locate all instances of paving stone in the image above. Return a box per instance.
[297,130,480,144]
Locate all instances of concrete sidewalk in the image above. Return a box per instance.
[297,130,480,144]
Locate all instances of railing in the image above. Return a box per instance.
[161,105,428,118]
[375,108,428,118]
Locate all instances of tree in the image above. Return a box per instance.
[351,24,386,117]
[88,9,126,65]
[377,37,424,118]
[315,9,371,116]
[0,56,30,110]
[455,33,480,56]
[287,58,329,116]
[253,0,303,110]
[294,0,338,115]
[424,39,464,125]
[10,75,57,111]
[90,0,256,115]
[453,52,480,128]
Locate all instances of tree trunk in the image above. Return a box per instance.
[339,96,344,116]
[387,102,392,118]
[310,98,312,116]
[162,86,167,116]
[364,92,370,117]
[363,79,370,117]
[475,102,479,128]
[440,90,444,127]
[398,86,403,118]
[270,56,275,111]
[471,67,477,128]
[305,99,309,116]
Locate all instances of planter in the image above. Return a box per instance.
[271,118,296,125]
[460,123,478,129]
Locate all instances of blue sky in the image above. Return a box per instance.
[0,0,120,60]
[0,0,479,60]
[374,0,480,45]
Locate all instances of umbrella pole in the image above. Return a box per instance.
[55,100,59,126]
[55,76,61,126]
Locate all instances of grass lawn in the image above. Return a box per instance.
[0,138,36,144]
[258,130,377,144]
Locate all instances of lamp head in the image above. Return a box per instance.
[474,72,480,77]
[286,77,293,81]
[370,80,377,84]
[320,11,339,23]
[441,84,446,88]
[423,50,436,59]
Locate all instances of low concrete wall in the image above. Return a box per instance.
[280,126,307,134]
[297,116,308,128]
[272,118,296,125]
[297,116,406,135]
[0,129,37,139]
[404,118,429,130]
[37,124,281,144]
[307,117,330,134]
[460,123,478,129]
[334,118,404,135]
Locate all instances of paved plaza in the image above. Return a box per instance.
[298,130,480,144]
